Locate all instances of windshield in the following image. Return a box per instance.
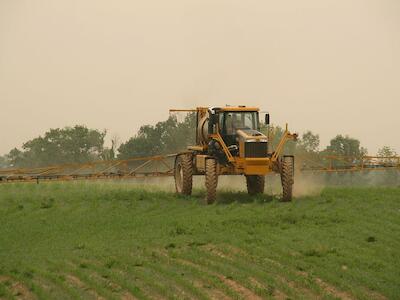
[220,112,259,136]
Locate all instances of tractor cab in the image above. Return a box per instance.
[211,107,270,159]
[219,110,260,145]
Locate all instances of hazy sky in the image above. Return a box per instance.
[1,0,399,155]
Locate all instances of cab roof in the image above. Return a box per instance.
[214,106,259,112]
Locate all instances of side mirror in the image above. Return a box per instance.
[265,113,270,125]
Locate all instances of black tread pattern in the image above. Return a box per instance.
[281,156,294,202]
[205,159,218,204]
[246,175,265,195]
[175,154,193,195]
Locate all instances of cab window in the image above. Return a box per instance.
[220,112,258,136]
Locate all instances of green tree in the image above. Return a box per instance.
[7,148,24,168]
[324,135,367,158]
[297,131,320,153]
[118,114,196,159]
[321,135,367,168]
[0,155,9,168]
[377,146,398,165]
[8,126,106,168]
[377,146,397,158]
[293,131,321,171]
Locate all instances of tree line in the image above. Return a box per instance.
[0,115,397,169]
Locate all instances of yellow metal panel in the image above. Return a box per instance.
[195,155,207,172]
[188,145,205,151]
[239,140,245,158]
[244,164,270,175]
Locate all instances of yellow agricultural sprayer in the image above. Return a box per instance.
[171,106,297,203]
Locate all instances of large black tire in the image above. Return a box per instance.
[205,158,218,204]
[281,156,294,202]
[174,154,193,195]
[245,175,265,195]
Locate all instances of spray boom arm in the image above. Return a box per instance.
[212,123,297,164]
[271,124,298,162]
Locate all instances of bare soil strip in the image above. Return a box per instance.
[218,275,263,300]
[0,276,35,300]
[66,274,106,300]
[165,253,263,299]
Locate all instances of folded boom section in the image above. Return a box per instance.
[300,155,400,172]
[0,154,177,183]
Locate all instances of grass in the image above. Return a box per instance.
[0,181,399,299]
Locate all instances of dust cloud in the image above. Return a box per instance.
[112,170,399,198]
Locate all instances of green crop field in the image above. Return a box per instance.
[0,182,399,300]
